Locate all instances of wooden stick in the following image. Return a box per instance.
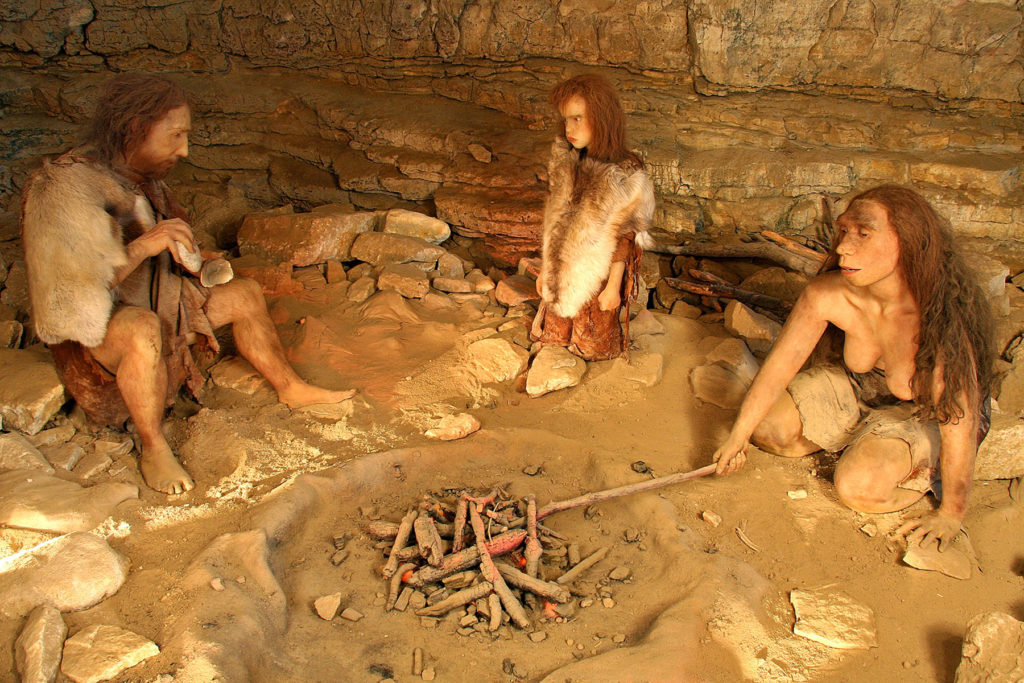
[537,463,717,521]
[387,562,416,611]
[368,519,454,540]
[667,277,791,313]
[487,593,502,632]
[469,505,530,628]
[414,512,445,567]
[415,581,494,617]
[383,508,418,578]
[760,230,826,263]
[524,494,542,579]
[495,562,571,603]
[451,498,468,552]
[646,241,821,276]
[555,547,609,585]
[406,530,527,587]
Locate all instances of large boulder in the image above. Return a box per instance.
[349,232,446,267]
[238,208,375,266]
[0,349,66,435]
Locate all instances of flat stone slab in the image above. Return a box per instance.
[0,532,129,618]
[61,624,159,683]
[902,536,973,580]
[466,338,530,384]
[314,593,342,620]
[494,274,539,307]
[0,470,138,533]
[526,346,587,397]
[425,413,481,440]
[238,209,375,266]
[0,348,66,435]
[705,337,760,385]
[955,612,1024,682]
[15,604,66,683]
[350,231,445,266]
[691,363,747,409]
[383,209,450,244]
[724,301,781,355]
[209,357,270,395]
[790,588,877,650]
[0,432,54,473]
[377,263,430,299]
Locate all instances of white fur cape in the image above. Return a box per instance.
[22,156,144,347]
[539,139,655,318]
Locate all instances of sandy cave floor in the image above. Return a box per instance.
[1,288,1023,682]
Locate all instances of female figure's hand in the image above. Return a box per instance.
[714,436,749,475]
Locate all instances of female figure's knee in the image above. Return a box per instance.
[751,416,803,454]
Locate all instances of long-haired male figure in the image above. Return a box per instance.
[713,185,994,550]
[22,73,353,494]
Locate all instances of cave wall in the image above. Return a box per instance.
[2,0,1023,265]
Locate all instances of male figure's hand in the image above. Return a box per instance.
[897,509,963,551]
[128,218,195,264]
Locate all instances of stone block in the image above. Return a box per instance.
[0,433,54,473]
[347,276,377,303]
[61,624,159,683]
[466,269,496,293]
[0,349,66,435]
[432,277,472,294]
[238,210,375,266]
[383,209,451,244]
[425,413,481,440]
[209,357,270,396]
[0,470,137,533]
[740,267,810,303]
[15,604,66,683]
[955,612,1024,682]
[705,337,760,385]
[691,364,747,410]
[974,409,1024,480]
[350,232,445,266]
[377,264,430,299]
[495,274,539,307]
[466,339,530,384]
[724,301,782,354]
[790,588,877,650]
[436,253,465,279]
[526,346,587,398]
[0,320,23,348]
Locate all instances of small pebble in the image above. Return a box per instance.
[579,598,594,608]
[236,576,246,584]
[394,587,413,612]
[332,532,350,549]
[609,566,632,581]
[457,627,474,636]
[409,592,428,609]
[529,631,548,643]
[631,460,651,474]
[522,465,542,476]
[701,510,722,527]
[612,634,626,644]
[340,608,364,622]
[459,614,478,627]
[602,597,615,609]
[210,578,224,591]
[787,489,807,500]
[422,668,436,681]
[860,523,877,537]
[331,549,350,566]
[623,528,641,543]
[420,617,439,629]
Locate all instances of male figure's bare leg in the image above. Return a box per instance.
[751,391,820,458]
[203,278,354,407]
[90,307,194,494]
[834,436,925,513]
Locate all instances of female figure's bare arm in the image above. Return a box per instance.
[597,260,626,311]
[713,280,834,474]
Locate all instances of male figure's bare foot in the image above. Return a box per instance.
[278,381,356,409]
[139,442,194,494]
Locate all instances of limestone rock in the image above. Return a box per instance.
[466,339,530,384]
[996,342,1024,417]
[229,255,303,298]
[26,425,75,449]
[740,267,809,303]
[724,301,782,354]
[671,300,702,319]
[378,263,430,299]
[465,269,496,293]
[325,258,347,284]
[790,588,877,650]
[425,413,481,440]
[902,536,973,580]
[974,409,1024,480]
[268,156,344,207]
[526,346,587,398]
[61,624,159,683]
[347,263,373,281]
[0,470,137,533]
[467,143,492,163]
[495,275,539,307]
[313,593,342,620]
[955,612,1024,683]
[705,337,760,385]
[432,276,472,293]
[350,232,445,267]
[383,209,451,244]
[0,532,129,618]
[609,348,664,387]
[237,209,375,266]
[0,433,54,473]
[630,310,666,337]
[40,442,84,471]
[436,253,465,279]
[209,357,270,396]
[691,364,747,409]
[1,260,29,312]
[15,604,67,683]
[73,450,113,479]
[347,276,377,303]
[0,349,67,435]
[1,319,23,348]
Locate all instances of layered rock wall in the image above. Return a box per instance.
[2,0,1023,266]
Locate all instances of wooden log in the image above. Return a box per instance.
[414,512,445,567]
[469,505,531,628]
[537,463,717,521]
[646,241,821,276]
[387,562,416,611]
[368,518,455,540]
[382,508,418,578]
[555,547,609,585]
[524,494,542,579]
[406,530,527,587]
[760,230,826,263]
[415,581,494,617]
[668,276,791,313]
[487,593,502,632]
[451,498,468,553]
[494,562,571,603]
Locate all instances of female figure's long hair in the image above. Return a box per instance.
[84,73,189,165]
[821,185,994,422]
[549,74,642,170]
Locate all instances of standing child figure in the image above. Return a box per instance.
[531,74,656,361]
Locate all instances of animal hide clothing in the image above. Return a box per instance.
[22,149,217,426]
[532,139,654,360]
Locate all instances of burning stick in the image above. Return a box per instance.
[387,562,416,611]
[537,463,717,521]
[415,580,494,618]
[524,494,542,579]
[414,511,445,567]
[406,530,527,587]
[451,498,468,553]
[556,547,608,586]
[383,508,418,578]
[469,504,531,629]
[494,562,570,603]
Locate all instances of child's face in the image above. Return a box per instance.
[560,95,592,150]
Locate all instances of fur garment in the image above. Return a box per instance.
[539,138,655,318]
[22,154,148,347]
